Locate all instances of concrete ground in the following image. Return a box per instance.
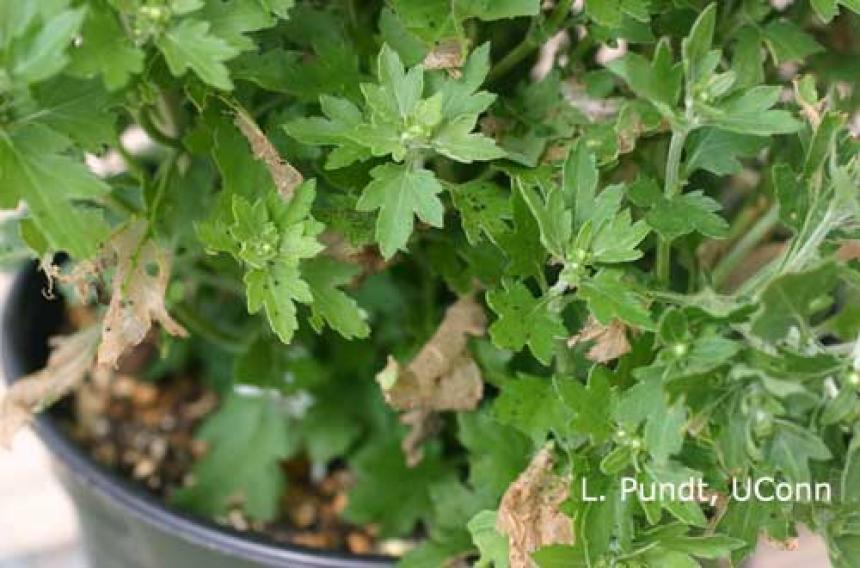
[0,272,832,567]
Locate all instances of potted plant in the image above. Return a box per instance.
[2,1,860,567]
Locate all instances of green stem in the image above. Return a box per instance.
[137,107,184,150]
[487,0,573,83]
[711,204,779,290]
[114,138,148,181]
[656,127,689,285]
[148,153,178,231]
[103,192,143,216]
[172,303,249,354]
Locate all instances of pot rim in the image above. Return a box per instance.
[1,265,393,568]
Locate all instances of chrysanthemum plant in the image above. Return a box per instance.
[2,0,860,566]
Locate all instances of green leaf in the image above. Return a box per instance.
[493,374,572,442]
[731,26,764,89]
[10,7,85,85]
[245,261,312,343]
[30,77,116,151]
[562,141,599,228]
[615,373,664,428]
[205,115,273,198]
[199,0,278,51]
[578,270,654,330]
[299,376,365,464]
[763,20,824,63]
[681,3,717,88]
[751,263,839,341]
[0,124,109,258]
[284,95,372,169]
[517,180,571,258]
[768,420,832,483]
[803,112,844,180]
[556,367,616,444]
[773,164,807,231]
[811,0,839,21]
[302,257,370,339]
[487,280,567,364]
[0,216,30,267]
[645,191,729,241]
[458,409,531,497]
[842,437,860,504]
[683,336,740,374]
[468,510,510,568]
[684,128,767,177]
[370,43,424,120]
[644,400,687,463]
[718,499,774,563]
[589,209,650,264]
[437,43,496,119]
[431,115,505,163]
[496,189,546,279]
[156,19,240,90]
[660,534,746,559]
[585,0,623,28]
[172,392,298,521]
[644,463,708,527]
[356,163,445,259]
[450,180,511,245]
[605,39,682,116]
[533,544,588,567]
[68,9,144,90]
[345,439,451,536]
[458,0,541,20]
[704,86,803,136]
[232,185,324,343]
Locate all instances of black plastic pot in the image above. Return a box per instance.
[1,266,393,568]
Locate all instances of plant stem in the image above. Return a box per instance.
[172,303,249,354]
[711,203,779,290]
[137,107,184,150]
[655,127,689,285]
[148,153,177,231]
[487,0,573,83]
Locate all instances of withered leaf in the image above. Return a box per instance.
[234,108,303,200]
[497,445,574,568]
[567,316,631,363]
[377,295,486,466]
[400,408,443,467]
[97,221,188,369]
[376,295,486,412]
[422,39,465,74]
[1,326,100,446]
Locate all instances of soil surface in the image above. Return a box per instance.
[61,368,386,556]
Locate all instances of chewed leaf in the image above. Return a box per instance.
[1,326,100,446]
[98,221,188,368]
[497,445,573,568]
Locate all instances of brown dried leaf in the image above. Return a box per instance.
[837,240,860,261]
[234,108,303,200]
[422,39,464,74]
[376,296,486,465]
[97,221,188,369]
[400,408,443,467]
[0,326,100,446]
[377,296,486,412]
[319,230,388,279]
[497,445,573,568]
[567,316,630,363]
